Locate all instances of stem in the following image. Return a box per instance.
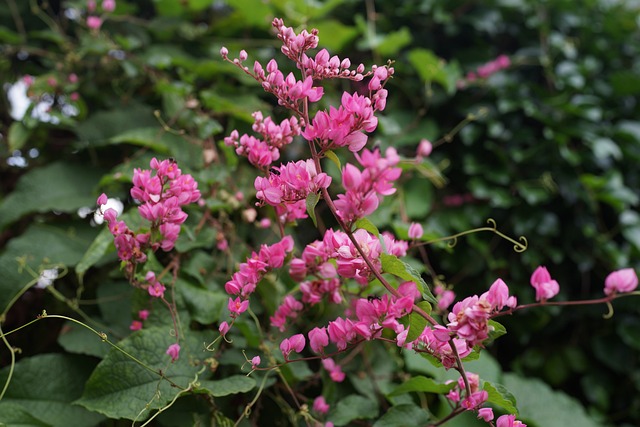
[429,407,465,427]
[0,325,16,400]
[449,338,472,399]
[492,292,634,319]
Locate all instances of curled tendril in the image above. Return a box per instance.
[603,301,614,319]
[422,218,528,253]
[485,218,528,253]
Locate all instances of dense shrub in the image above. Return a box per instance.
[0,1,638,426]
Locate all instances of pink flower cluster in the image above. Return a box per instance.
[224,236,295,318]
[447,279,517,347]
[334,148,402,224]
[270,228,408,332]
[96,198,148,263]
[97,158,199,268]
[220,48,324,112]
[254,159,331,223]
[223,112,301,169]
[446,372,488,410]
[132,158,200,251]
[300,48,365,81]
[302,87,390,153]
[310,282,419,353]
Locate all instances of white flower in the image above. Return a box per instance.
[93,198,124,224]
[35,268,59,289]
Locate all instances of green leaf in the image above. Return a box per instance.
[7,121,31,152]
[0,355,104,427]
[324,149,342,171]
[373,404,430,427]
[174,226,217,252]
[483,381,518,415]
[375,27,412,57]
[76,327,211,420]
[306,192,321,227]
[59,281,133,358]
[354,217,380,236]
[328,395,379,426]
[407,48,452,91]
[380,253,437,303]
[75,226,113,282]
[177,278,227,324]
[0,162,104,229]
[313,19,359,51]
[196,376,255,397]
[0,402,51,427]
[502,373,602,427]
[404,301,433,343]
[617,317,640,351]
[388,376,455,397]
[487,319,507,343]
[0,223,98,315]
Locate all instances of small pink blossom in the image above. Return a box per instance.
[477,407,494,422]
[308,327,329,353]
[138,309,149,320]
[604,268,638,295]
[321,358,345,382]
[219,321,230,336]
[280,334,306,359]
[408,222,423,239]
[87,16,102,30]
[102,0,115,12]
[530,266,560,301]
[129,320,142,331]
[496,414,526,427]
[250,356,260,370]
[166,343,180,362]
[417,139,433,158]
[313,396,330,414]
[228,297,249,317]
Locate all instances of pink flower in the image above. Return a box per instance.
[228,297,249,317]
[417,139,433,158]
[308,327,329,353]
[102,0,115,12]
[219,321,230,336]
[530,266,560,301]
[87,16,102,30]
[313,396,330,414]
[166,343,180,362]
[138,309,149,320]
[129,320,142,331]
[148,282,165,298]
[327,317,355,350]
[435,285,456,311]
[496,414,526,427]
[250,356,260,370]
[477,407,494,421]
[408,222,423,239]
[322,358,345,382]
[280,334,305,359]
[604,268,638,295]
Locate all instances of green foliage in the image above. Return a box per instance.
[0,354,104,427]
[0,0,638,426]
